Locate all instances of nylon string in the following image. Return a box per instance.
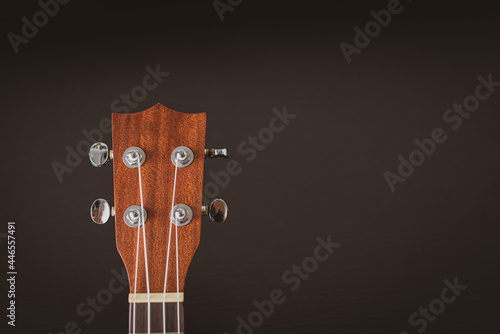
[163,153,181,334]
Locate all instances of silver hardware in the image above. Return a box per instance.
[171,146,194,168]
[202,199,228,223]
[90,198,114,224]
[170,204,193,226]
[124,205,148,228]
[204,148,229,159]
[122,147,146,168]
[89,142,113,167]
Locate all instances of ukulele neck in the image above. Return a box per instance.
[128,294,184,333]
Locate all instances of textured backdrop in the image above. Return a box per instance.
[1,1,499,333]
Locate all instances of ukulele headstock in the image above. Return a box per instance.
[89,103,229,293]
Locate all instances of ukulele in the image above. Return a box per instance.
[88,103,229,333]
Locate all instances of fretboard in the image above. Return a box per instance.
[129,302,184,334]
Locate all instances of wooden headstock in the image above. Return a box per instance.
[111,103,207,294]
[89,103,229,332]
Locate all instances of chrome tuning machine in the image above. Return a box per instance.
[90,198,114,224]
[89,142,113,167]
[204,148,229,159]
[202,199,228,223]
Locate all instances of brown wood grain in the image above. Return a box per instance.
[112,103,206,294]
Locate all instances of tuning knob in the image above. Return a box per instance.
[89,142,113,167]
[90,198,114,224]
[202,199,228,223]
[204,148,229,159]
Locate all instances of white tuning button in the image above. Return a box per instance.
[89,142,113,167]
[90,199,114,224]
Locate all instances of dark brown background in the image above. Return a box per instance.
[1,0,499,333]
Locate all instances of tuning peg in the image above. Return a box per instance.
[204,148,229,159]
[89,142,113,167]
[202,199,228,223]
[90,198,114,224]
